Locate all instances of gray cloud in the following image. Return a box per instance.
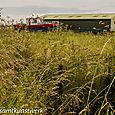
[0,0,115,9]
[1,0,115,18]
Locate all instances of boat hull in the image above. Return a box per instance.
[14,23,60,31]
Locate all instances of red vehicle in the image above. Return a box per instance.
[14,16,60,31]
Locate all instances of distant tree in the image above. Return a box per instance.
[0,8,3,17]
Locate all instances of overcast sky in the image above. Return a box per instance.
[0,0,115,18]
[0,0,115,10]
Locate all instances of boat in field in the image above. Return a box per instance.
[13,16,60,31]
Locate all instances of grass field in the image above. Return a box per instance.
[0,28,115,114]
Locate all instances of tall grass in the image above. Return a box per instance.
[0,28,115,114]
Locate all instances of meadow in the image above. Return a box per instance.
[0,28,115,114]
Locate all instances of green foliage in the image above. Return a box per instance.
[0,29,115,114]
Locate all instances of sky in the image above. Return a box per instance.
[0,0,115,10]
[0,0,115,19]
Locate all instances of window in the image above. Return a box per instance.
[53,16,58,18]
[93,16,98,17]
[102,15,106,17]
[26,19,29,25]
[77,16,81,17]
[32,19,37,23]
[69,16,73,17]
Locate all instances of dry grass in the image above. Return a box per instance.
[0,29,115,114]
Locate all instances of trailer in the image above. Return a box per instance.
[41,13,115,32]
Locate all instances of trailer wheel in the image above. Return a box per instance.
[92,31,98,35]
[19,28,22,32]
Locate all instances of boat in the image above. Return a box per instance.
[13,16,60,32]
